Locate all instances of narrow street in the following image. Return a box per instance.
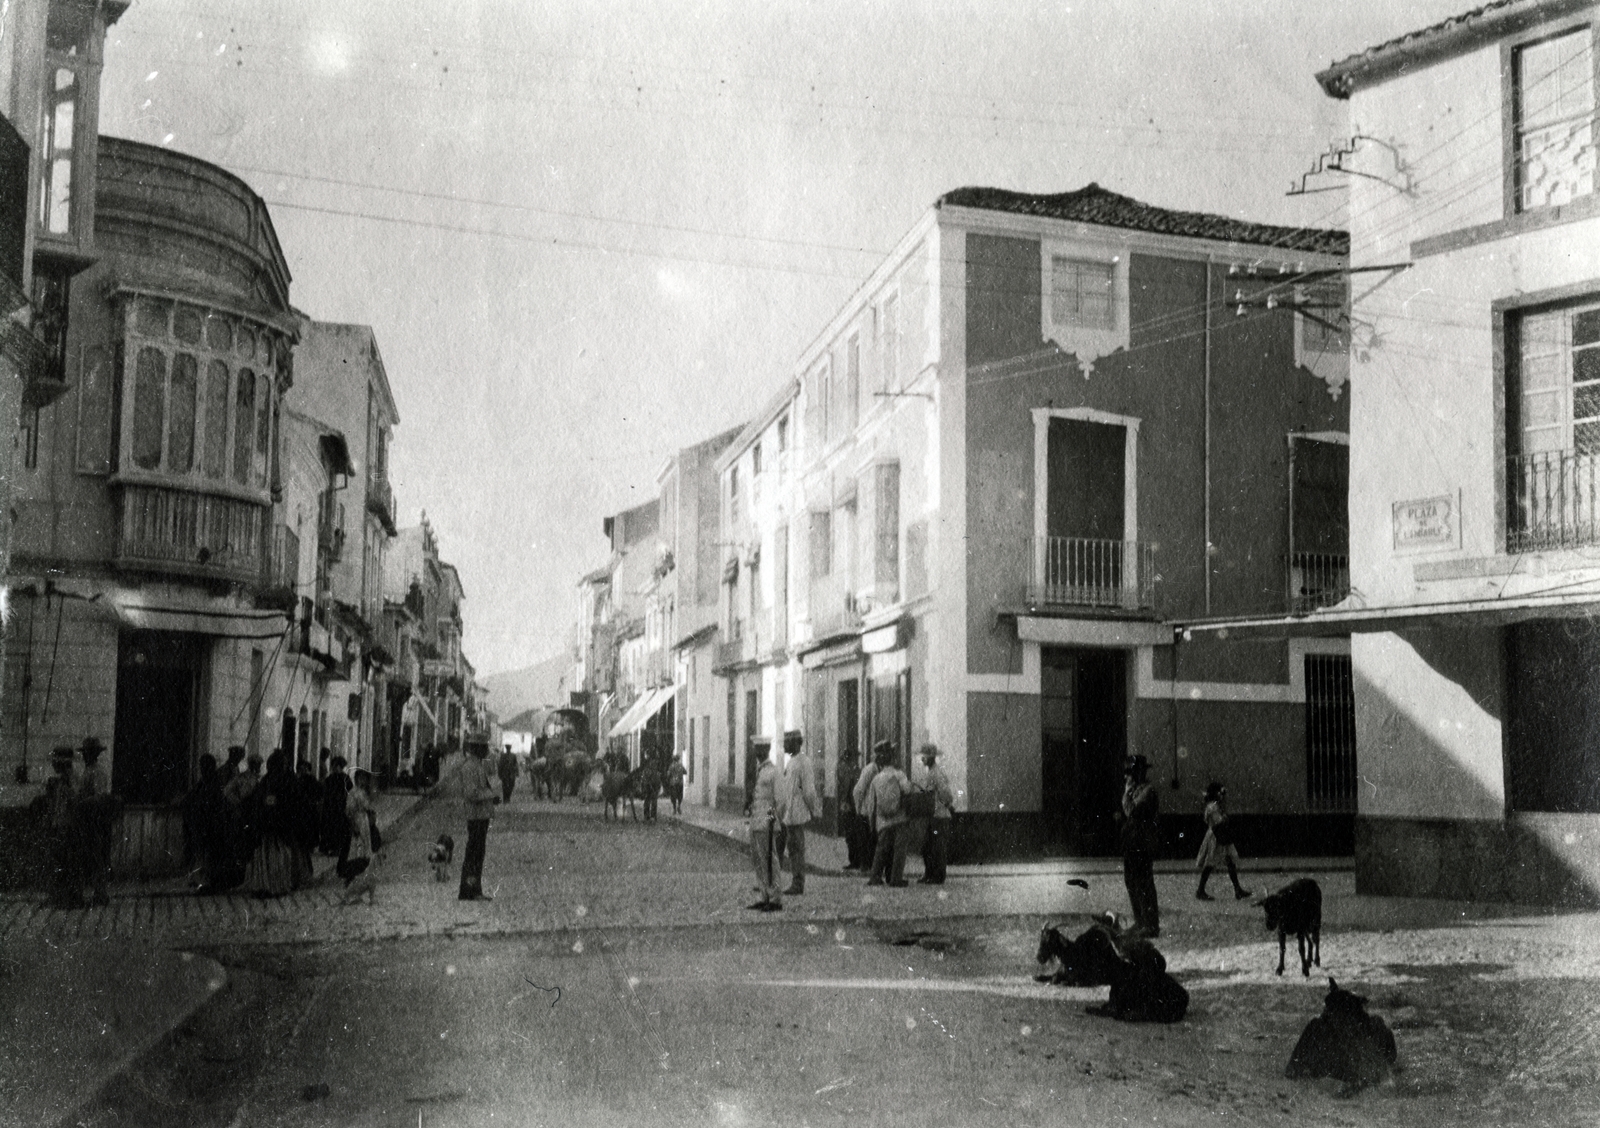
[35,789,1600,1128]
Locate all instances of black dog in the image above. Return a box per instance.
[1035,917,1187,1023]
[1257,878,1322,977]
[1286,978,1397,1093]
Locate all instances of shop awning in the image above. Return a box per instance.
[607,685,675,739]
[112,598,288,640]
[1177,591,1600,641]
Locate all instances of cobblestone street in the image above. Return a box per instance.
[8,790,1600,1127]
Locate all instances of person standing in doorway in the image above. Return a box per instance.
[742,736,782,911]
[836,747,866,871]
[1120,754,1162,938]
[1195,781,1251,901]
[865,741,912,887]
[457,741,500,901]
[777,730,819,896]
[915,743,956,885]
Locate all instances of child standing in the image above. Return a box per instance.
[1195,782,1251,901]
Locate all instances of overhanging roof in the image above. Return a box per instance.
[1178,591,1600,641]
[606,685,675,739]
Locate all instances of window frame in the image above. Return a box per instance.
[1503,15,1600,219]
[1494,279,1600,552]
[1039,241,1130,373]
[112,291,281,502]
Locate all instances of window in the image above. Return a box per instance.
[38,67,76,236]
[845,333,861,431]
[777,415,788,454]
[1514,27,1596,212]
[1509,298,1600,549]
[20,404,39,470]
[729,465,740,525]
[124,295,277,491]
[752,439,762,477]
[880,293,899,390]
[1051,257,1115,329]
[1298,277,1349,355]
[1517,300,1600,455]
[874,462,900,598]
[809,509,832,580]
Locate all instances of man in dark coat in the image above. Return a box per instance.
[1120,754,1162,938]
[497,747,520,804]
[319,755,352,857]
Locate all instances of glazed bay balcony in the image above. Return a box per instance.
[1509,449,1600,552]
[115,482,267,585]
[1025,536,1154,611]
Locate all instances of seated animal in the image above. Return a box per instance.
[428,834,455,882]
[1034,917,1187,1024]
[1257,878,1322,977]
[1285,979,1397,1093]
[602,769,637,821]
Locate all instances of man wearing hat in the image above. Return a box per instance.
[915,743,956,885]
[776,730,819,896]
[851,741,886,868]
[1120,753,1162,937]
[42,746,83,907]
[742,735,782,910]
[864,741,913,887]
[76,737,117,906]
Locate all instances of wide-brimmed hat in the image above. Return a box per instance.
[50,745,75,764]
[918,743,940,759]
[80,736,107,758]
[1123,754,1151,778]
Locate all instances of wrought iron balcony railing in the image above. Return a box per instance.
[1026,536,1154,610]
[1288,552,1349,614]
[1509,449,1600,552]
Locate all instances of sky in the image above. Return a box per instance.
[96,0,1475,678]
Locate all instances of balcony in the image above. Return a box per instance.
[1025,537,1154,611]
[714,617,759,670]
[318,514,345,562]
[645,648,674,688]
[115,483,267,585]
[366,476,397,535]
[1509,450,1600,552]
[256,525,300,609]
[809,582,864,639]
[1288,553,1349,614]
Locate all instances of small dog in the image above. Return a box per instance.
[1286,978,1398,1094]
[429,834,455,882]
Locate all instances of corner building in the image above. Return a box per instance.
[3,137,295,875]
[718,184,1353,859]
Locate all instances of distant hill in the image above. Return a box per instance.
[482,654,570,721]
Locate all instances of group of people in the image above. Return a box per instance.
[743,732,954,911]
[36,737,119,908]
[180,746,379,901]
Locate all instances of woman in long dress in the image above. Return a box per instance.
[243,752,311,897]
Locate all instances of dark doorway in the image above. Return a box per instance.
[114,631,204,806]
[837,678,859,759]
[1047,417,1125,541]
[1040,647,1126,854]
[743,687,759,788]
[1507,620,1600,813]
